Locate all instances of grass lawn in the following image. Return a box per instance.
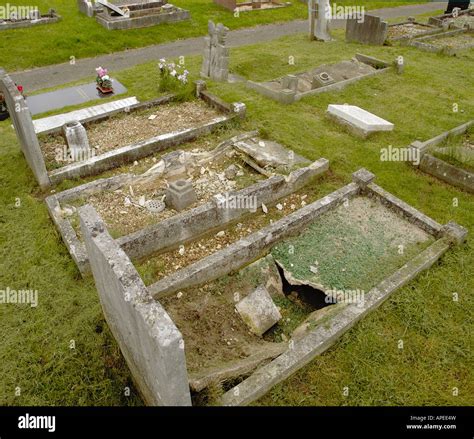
[1,0,422,71]
[0,24,473,406]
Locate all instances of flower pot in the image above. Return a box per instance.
[96,85,114,94]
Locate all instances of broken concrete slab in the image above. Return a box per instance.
[233,138,310,170]
[236,286,282,336]
[327,104,394,138]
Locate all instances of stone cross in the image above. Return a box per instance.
[201,20,230,82]
[308,0,332,42]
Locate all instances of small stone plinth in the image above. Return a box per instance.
[235,286,281,336]
[327,104,394,138]
[165,180,197,212]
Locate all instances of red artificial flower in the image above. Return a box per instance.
[17,85,23,93]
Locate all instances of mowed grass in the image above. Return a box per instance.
[1,0,419,71]
[0,27,473,406]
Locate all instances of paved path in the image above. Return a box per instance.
[11,2,446,92]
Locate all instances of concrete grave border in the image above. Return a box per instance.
[217,169,467,405]
[0,10,61,31]
[428,7,474,28]
[245,54,391,104]
[46,136,329,275]
[409,27,474,55]
[410,120,474,194]
[79,168,467,405]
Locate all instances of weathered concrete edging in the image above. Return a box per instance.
[410,120,474,193]
[46,157,329,275]
[386,20,443,43]
[45,173,135,275]
[149,180,358,299]
[0,11,61,31]
[410,28,474,55]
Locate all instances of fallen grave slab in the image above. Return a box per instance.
[326,104,394,138]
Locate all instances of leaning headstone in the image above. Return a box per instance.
[236,285,282,336]
[201,21,230,82]
[63,121,90,160]
[346,14,388,45]
[327,104,394,138]
[0,69,50,187]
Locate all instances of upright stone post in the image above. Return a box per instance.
[201,20,229,82]
[314,0,332,41]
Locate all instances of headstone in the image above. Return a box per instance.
[346,14,388,45]
[0,70,50,187]
[201,21,230,82]
[235,285,282,336]
[63,121,90,159]
[165,180,197,211]
[327,104,394,137]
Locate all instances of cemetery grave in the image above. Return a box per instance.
[46,132,325,275]
[246,54,390,104]
[428,7,474,28]
[0,69,246,187]
[79,168,467,405]
[95,0,190,30]
[39,100,222,169]
[0,8,61,30]
[411,121,474,194]
[409,27,474,55]
[1,0,472,411]
[386,19,443,42]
